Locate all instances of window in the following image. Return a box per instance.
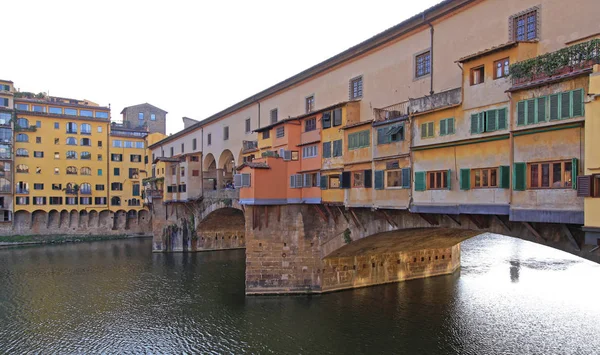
[306,96,315,113]
[305,118,316,132]
[151,113,156,121]
[517,89,584,126]
[329,175,340,189]
[65,197,77,205]
[270,109,278,124]
[133,184,140,196]
[16,103,29,111]
[98,154,102,161]
[81,123,91,134]
[494,58,510,79]
[130,154,141,162]
[192,170,200,177]
[66,166,77,175]
[80,110,93,117]
[170,147,174,156]
[353,171,364,187]
[98,169,103,176]
[16,197,29,205]
[427,170,449,190]
[33,151,43,158]
[17,118,29,129]
[34,183,44,190]
[528,160,573,189]
[322,111,331,129]
[171,166,176,175]
[207,133,212,145]
[36,167,41,174]
[53,122,59,130]
[415,51,431,78]
[386,170,402,188]
[33,197,47,205]
[262,130,270,139]
[470,66,485,85]
[192,138,197,150]
[66,122,78,134]
[349,76,363,99]
[66,150,77,160]
[138,112,144,120]
[181,143,185,153]
[96,184,105,191]
[35,137,41,144]
[348,130,370,150]
[333,140,343,157]
[245,118,251,133]
[377,124,405,144]
[178,184,187,193]
[323,142,331,158]
[97,126,103,133]
[54,167,59,175]
[124,141,133,148]
[95,197,107,205]
[111,183,123,191]
[16,164,29,173]
[16,148,29,157]
[0,112,10,125]
[130,168,140,179]
[276,126,285,138]
[333,109,342,127]
[223,126,229,140]
[112,140,122,148]
[302,145,318,158]
[95,111,109,119]
[64,108,77,116]
[49,107,62,114]
[36,120,41,128]
[80,197,91,205]
[80,138,91,146]
[470,108,508,133]
[114,168,120,176]
[111,154,122,162]
[0,98,7,107]
[302,173,319,188]
[80,183,92,194]
[66,137,77,145]
[80,152,91,160]
[50,197,63,205]
[511,8,538,41]
[439,118,455,136]
[80,167,91,176]
[472,168,498,188]
[16,133,28,142]
[135,142,144,149]
[32,105,45,113]
[52,184,62,190]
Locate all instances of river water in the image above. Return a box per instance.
[1,234,599,354]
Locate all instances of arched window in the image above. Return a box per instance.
[16,164,29,173]
[80,167,91,175]
[80,138,91,146]
[66,150,77,159]
[0,177,9,192]
[66,122,78,134]
[66,166,77,175]
[16,148,29,157]
[17,118,29,129]
[80,151,91,160]
[16,133,28,142]
[80,183,92,194]
[81,123,91,134]
[111,196,121,206]
[66,137,77,145]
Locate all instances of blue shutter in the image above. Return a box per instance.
[374,170,384,190]
[414,171,426,191]
[401,168,411,188]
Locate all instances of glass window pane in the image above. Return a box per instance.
[482,170,489,187]
[552,163,562,187]
[475,170,480,187]
[531,165,539,188]
[429,173,435,189]
[490,169,497,187]
[541,163,550,187]
[564,162,572,187]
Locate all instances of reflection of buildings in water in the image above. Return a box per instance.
[509,260,520,283]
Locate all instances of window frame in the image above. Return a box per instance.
[349,76,363,99]
[414,50,431,79]
[352,171,364,188]
[494,58,510,79]
[511,8,538,42]
[270,108,278,124]
[305,117,316,132]
[527,160,573,189]
[386,169,403,189]
[471,167,499,188]
[470,65,485,86]
[305,95,315,113]
[427,170,448,190]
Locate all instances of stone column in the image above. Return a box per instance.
[216,168,224,190]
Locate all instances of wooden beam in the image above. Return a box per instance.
[494,215,511,233]
[324,204,336,223]
[337,205,350,223]
[277,205,281,222]
[381,210,398,228]
[522,222,545,241]
[419,213,438,226]
[445,214,461,226]
[264,206,268,228]
[313,205,328,222]
[561,224,581,251]
[349,208,365,231]
[466,214,487,229]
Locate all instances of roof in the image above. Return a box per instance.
[341,120,373,130]
[456,40,537,63]
[297,138,321,147]
[120,103,168,114]
[153,157,181,164]
[150,0,475,146]
[238,161,270,170]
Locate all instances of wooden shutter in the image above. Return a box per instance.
[572,157,579,190]
[333,108,342,126]
[499,166,510,188]
[560,91,571,119]
[234,174,242,188]
[513,162,526,191]
[572,89,584,117]
[414,171,426,191]
[374,170,384,190]
[284,150,292,161]
[470,113,479,134]
[460,169,470,190]
[526,99,535,125]
[577,175,592,197]
[290,175,296,188]
[421,123,427,138]
[536,97,546,122]
[363,130,370,146]
[295,174,303,188]
[322,112,331,129]
[446,169,452,190]
[364,169,373,188]
[242,174,251,187]
[320,175,328,190]
[497,108,507,130]
[487,109,497,132]
[440,119,447,136]
[323,142,331,158]
[427,122,434,137]
[303,174,311,188]
[402,168,411,188]
[341,171,351,189]
[447,118,455,134]
[517,101,526,126]
[377,128,385,145]
[549,94,560,120]
[333,140,342,157]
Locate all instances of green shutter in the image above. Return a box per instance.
[427,122,434,137]
[364,130,370,146]
[572,157,579,190]
[447,169,452,190]
[526,99,536,125]
[440,119,447,136]
[470,114,479,134]
[377,128,385,145]
[421,123,427,138]
[414,171,426,191]
[478,113,485,133]
[402,168,411,188]
[447,118,455,134]
[549,94,560,121]
[497,109,507,130]
[536,97,546,122]
[320,175,328,190]
[374,170,384,190]
[486,110,497,132]
[513,162,526,191]
[517,101,526,126]
[499,165,510,188]
[561,91,571,119]
[460,168,471,190]
[572,89,584,117]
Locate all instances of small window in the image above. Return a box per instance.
[349,76,363,99]
[494,58,510,79]
[138,112,144,120]
[98,126,103,133]
[270,109,278,124]
[98,154,102,161]
[54,122,59,129]
[98,169,103,176]
[276,126,284,138]
[470,66,485,85]
[420,122,435,139]
[192,138,197,150]
[54,167,59,175]
[511,8,538,41]
[529,160,573,189]
[302,145,318,159]
[33,151,43,158]
[36,121,41,128]
[245,118,251,133]
[306,95,315,113]
[427,170,448,190]
[329,175,340,189]
[223,126,229,141]
[262,130,270,139]
[305,118,316,132]
[415,51,431,78]
[353,171,364,188]
[170,147,174,156]
[98,141,103,147]
[472,168,498,188]
[348,130,370,150]
[114,168,120,176]
[207,133,212,146]
[36,137,41,144]
[386,170,402,188]
[181,143,185,153]
[151,113,156,121]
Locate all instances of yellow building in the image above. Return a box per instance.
[13,94,110,213]
[0,79,14,227]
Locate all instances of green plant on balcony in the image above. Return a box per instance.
[510,39,600,80]
[261,150,279,158]
[343,228,352,244]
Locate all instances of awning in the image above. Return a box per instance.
[387,125,403,135]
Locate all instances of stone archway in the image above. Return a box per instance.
[203,153,217,192]
[218,149,236,189]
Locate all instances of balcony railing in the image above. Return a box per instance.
[203,188,239,200]
[146,189,163,198]
[409,88,462,115]
[15,187,28,194]
[373,100,410,122]
[65,188,78,195]
[242,140,258,153]
[510,39,600,86]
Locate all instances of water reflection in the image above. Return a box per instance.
[0,234,599,354]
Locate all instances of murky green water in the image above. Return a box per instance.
[1,234,599,354]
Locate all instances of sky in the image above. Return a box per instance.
[2,0,442,135]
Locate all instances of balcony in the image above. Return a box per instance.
[146,189,163,198]
[409,88,462,115]
[242,140,259,153]
[15,187,28,194]
[65,188,78,195]
[510,39,600,88]
[374,100,410,122]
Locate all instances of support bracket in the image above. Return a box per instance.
[445,214,461,226]
[381,210,398,228]
[313,205,328,222]
[522,222,546,242]
[561,224,581,251]
[419,213,439,226]
[466,214,488,229]
[349,208,365,231]
[494,215,511,233]
[324,204,336,223]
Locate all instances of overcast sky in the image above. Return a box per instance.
[2,0,441,134]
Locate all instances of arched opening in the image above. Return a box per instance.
[31,210,46,233]
[59,210,69,229]
[218,149,236,190]
[203,153,217,192]
[48,209,59,229]
[89,210,99,228]
[195,207,245,251]
[79,210,88,228]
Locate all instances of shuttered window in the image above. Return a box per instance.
[471,108,507,134]
[333,109,343,126]
[439,118,454,136]
[320,175,329,190]
[340,172,351,189]
[322,112,331,129]
[499,166,510,189]
[527,159,576,189]
[577,175,592,197]
[421,122,434,138]
[348,130,370,150]
[414,171,426,191]
[518,89,584,126]
[377,124,404,144]
[460,169,470,190]
[426,170,450,190]
[323,142,332,158]
[513,162,526,191]
[276,126,284,138]
[333,140,343,157]
[375,170,384,190]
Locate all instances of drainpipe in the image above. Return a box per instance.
[507,92,514,206]
[257,100,261,129]
[428,23,435,95]
[200,127,204,197]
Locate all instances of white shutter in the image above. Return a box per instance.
[284,150,292,161]
[234,174,242,188]
[279,148,285,158]
[304,174,311,188]
[295,174,303,188]
[290,175,296,188]
[316,172,320,186]
[242,173,251,187]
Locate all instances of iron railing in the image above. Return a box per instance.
[373,100,410,122]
